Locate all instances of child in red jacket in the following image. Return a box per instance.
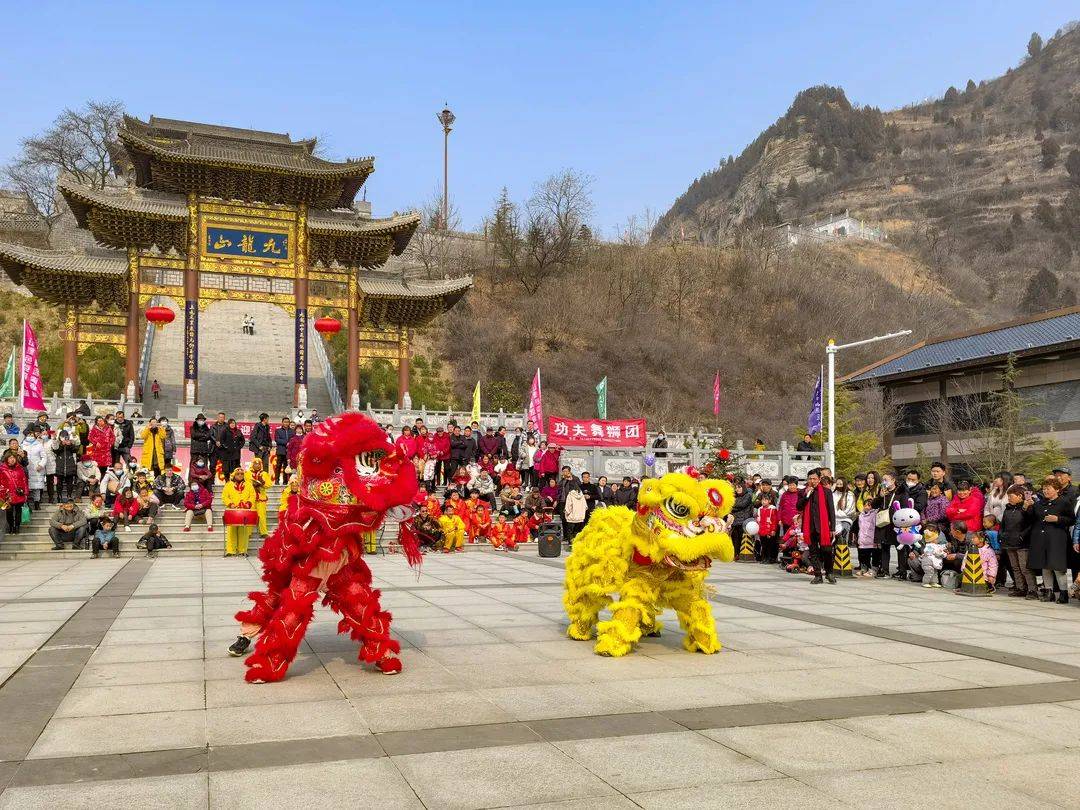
[777,477,801,538]
[756,492,780,564]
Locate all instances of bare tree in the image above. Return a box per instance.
[3,100,125,233]
[407,187,463,279]
[520,169,594,293]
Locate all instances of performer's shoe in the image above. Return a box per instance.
[227,636,251,657]
[824,573,837,584]
[375,655,402,675]
[810,575,823,584]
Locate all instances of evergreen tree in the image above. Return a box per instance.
[1028,32,1043,59]
[965,79,977,94]
[943,86,960,105]
[785,176,801,199]
[1019,268,1060,313]
[1066,149,1080,187]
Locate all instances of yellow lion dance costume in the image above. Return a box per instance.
[563,472,735,657]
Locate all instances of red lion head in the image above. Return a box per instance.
[295,413,420,563]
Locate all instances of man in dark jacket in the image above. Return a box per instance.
[274,418,292,484]
[249,413,272,470]
[478,426,502,460]
[579,471,600,518]
[209,412,229,472]
[49,498,88,550]
[797,468,837,585]
[903,469,928,516]
[448,426,469,477]
[462,426,479,463]
[113,411,134,465]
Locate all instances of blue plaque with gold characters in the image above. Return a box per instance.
[205,226,290,261]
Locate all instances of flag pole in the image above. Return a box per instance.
[19,319,26,413]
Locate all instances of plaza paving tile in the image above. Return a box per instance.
[8,552,1080,805]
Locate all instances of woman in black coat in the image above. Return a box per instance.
[1027,477,1077,603]
[189,415,212,463]
[218,420,245,480]
[729,482,754,555]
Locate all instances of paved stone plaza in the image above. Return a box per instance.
[3,552,1080,808]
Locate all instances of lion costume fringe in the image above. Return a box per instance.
[563,472,735,657]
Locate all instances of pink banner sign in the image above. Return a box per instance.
[547,416,647,447]
[20,321,45,411]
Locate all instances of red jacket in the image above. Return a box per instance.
[0,463,27,504]
[112,497,139,519]
[945,489,985,533]
[87,425,115,468]
[395,435,417,459]
[535,447,561,475]
[434,431,451,461]
[778,490,800,526]
[757,504,779,537]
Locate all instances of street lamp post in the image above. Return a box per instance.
[436,105,455,230]
[825,329,912,472]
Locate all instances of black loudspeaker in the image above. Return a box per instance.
[537,524,563,558]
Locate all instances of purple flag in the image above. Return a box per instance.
[807,369,822,436]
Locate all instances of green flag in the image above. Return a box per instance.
[0,348,13,399]
[596,376,608,419]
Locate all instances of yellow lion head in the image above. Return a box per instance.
[632,472,735,568]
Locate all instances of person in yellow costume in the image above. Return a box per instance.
[278,476,299,517]
[222,467,256,557]
[138,419,167,476]
[245,458,273,535]
[563,472,736,657]
[438,495,466,553]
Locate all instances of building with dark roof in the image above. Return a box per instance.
[0,115,471,412]
[843,307,1080,472]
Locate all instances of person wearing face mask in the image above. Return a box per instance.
[183,480,214,532]
[100,462,130,507]
[21,427,47,511]
[904,470,927,517]
[189,414,212,465]
[189,457,214,494]
[112,412,135,466]
[873,471,905,579]
[139,418,167,477]
[87,416,115,478]
[160,419,177,468]
[51,430,81,502]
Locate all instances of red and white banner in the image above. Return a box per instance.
[713,370,721,417]
[183,420,257,439]
[20,321,45,411]
[526,368,543,429]
[547,416,647,447]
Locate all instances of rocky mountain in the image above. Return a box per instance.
[654,22,1080,318]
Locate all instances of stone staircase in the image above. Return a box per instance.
[0,486,276,559]
[142,299,335,420]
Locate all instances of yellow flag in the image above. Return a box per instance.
[471,381,481,422]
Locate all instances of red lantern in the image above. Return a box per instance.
[223,509,258,526]
[314,317,342,336]
[718,448,731,461]
[145,306,175,331]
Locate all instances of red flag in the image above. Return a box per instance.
[526,368,543,430]
[712,371,721,417]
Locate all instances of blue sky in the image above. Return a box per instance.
[0,2,1075,234]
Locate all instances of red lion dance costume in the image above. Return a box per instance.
[229,412,420,683]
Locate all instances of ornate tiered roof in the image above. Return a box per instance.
[0,115,470,325]
[118,116,373,208]
[0,243,127,307]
